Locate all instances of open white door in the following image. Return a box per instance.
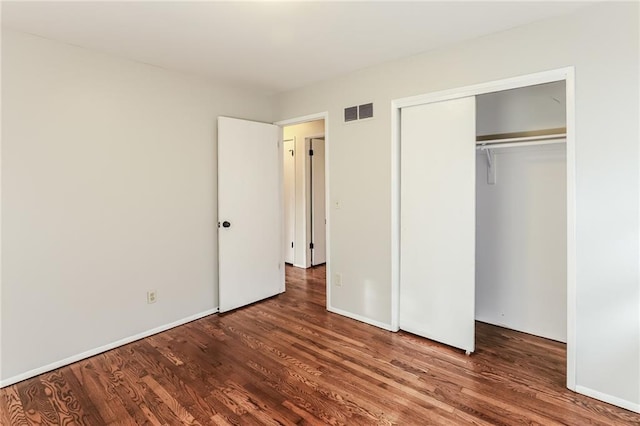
[400,97,476,353]
[218,117,284,313]
[310,138,326,265]
[283,139,295,264]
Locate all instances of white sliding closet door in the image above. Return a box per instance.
[400,97,476,353]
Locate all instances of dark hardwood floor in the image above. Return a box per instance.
[2,265,639,425]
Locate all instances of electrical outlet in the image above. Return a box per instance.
[334,273,342,287]
[147,290,157,304]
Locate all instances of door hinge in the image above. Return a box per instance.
[291,242,294,248]
[310,242,314,249]
[309,149,314,156]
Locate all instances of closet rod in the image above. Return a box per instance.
[477,138,566,151]
[476,133,566,146]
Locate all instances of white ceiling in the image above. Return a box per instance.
[2,1,590,95]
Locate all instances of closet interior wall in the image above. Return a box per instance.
[475,82,568,342]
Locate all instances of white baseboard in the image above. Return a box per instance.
[0,307,219,388]
[327,305,395,332]
[575,385,640,413]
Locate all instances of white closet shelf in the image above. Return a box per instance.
[476,133,567,149]
[477,136,566,150]
[476,127,567,149]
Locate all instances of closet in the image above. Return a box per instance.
[475,82,567,343]
[399,80,567,353]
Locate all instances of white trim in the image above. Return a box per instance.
[390,99,401,332]
[324,117,330,310]
[575,386,640,414]
[275,112,327,127]
[300,136,308,268]
[565,68,577,391]
[275,113,330,309]
[393,68,569,109]
[391,66,577,386]
[327,306,395,332]
[0,308,219,388]
[278,128,286,292]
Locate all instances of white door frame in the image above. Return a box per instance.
[275,113,330,308]
[390,67,576,390]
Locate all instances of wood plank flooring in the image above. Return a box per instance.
[2,265,639,425]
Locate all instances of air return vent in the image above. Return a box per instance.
[359,103,373,119]
[344,106,358,122]
[344,103,374,123]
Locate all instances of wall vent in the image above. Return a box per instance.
[344,106,358,122]
[359,103,374,119]
[344,103,374,123]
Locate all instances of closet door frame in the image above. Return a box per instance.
[390,67,576,390]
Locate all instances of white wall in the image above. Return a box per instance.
[0,29,274,384]
[275,2,639,411]
[282,120,324,268]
